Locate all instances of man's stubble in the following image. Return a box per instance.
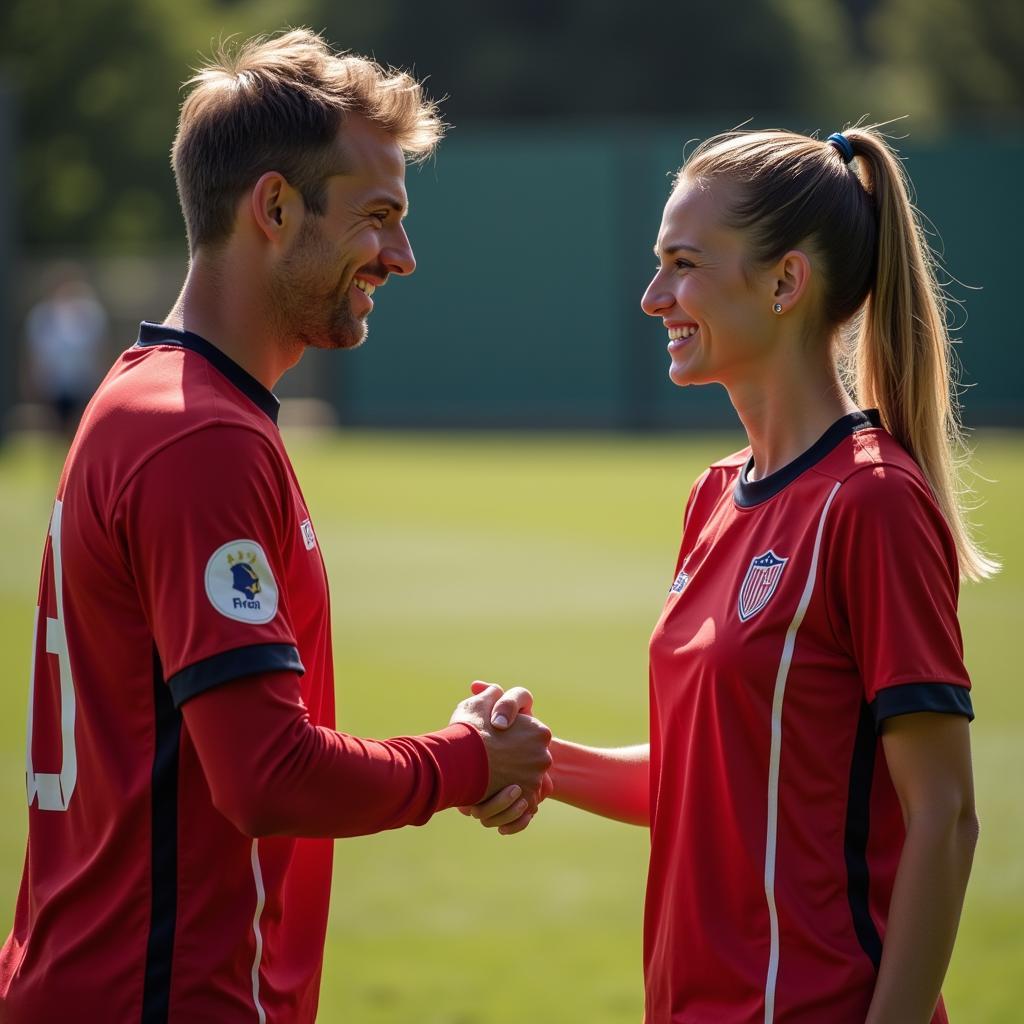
[270,217,367,353]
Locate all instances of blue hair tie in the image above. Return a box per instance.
[827,132,854,163]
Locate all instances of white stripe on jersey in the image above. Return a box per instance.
[250,839,268,1024]
[762,482,842,1024]
[683,468,712,533]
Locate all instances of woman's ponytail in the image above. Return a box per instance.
[844,128,999,581]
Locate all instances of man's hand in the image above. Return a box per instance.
[453,680,553,835]
[449,683,551,808]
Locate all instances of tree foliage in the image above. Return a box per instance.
[1,0,1020,248]
[1,0,312,248]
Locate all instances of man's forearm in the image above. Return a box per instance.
[184,671,489,838]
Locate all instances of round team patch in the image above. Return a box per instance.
[204,539,280,624]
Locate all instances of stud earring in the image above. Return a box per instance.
[772,303,783,314]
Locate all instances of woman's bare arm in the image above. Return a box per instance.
[865,712,978,1024]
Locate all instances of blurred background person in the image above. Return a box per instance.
[24,262,107,437]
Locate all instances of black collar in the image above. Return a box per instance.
[135,322,280,424]
[734,409,881,508]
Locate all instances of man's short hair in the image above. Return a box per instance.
[171,28,444,251]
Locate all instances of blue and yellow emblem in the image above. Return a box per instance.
[230,559,262,601]
[205,540,279,624]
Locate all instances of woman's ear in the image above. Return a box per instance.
[770,249,812,314]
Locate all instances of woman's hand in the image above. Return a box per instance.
[461,772,555,835]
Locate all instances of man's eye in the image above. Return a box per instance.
[371,211,389,223]
[675,259,694,270]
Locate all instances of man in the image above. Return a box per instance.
[0,29,550,1023]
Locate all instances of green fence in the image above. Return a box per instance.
[328,124,1023,429]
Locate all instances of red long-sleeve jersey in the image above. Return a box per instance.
[0,322,488,1024]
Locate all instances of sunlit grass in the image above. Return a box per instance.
[0,428,1019,1022]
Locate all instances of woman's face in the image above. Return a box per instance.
[642,176,777,388]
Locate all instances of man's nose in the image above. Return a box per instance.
[382,226,416,276]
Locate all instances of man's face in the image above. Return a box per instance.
[271,115,415,351]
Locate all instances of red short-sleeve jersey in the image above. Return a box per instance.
[645,410,972,1024]
[0,323,485,1023]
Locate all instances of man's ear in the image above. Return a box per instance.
[248,172,303,245]
[770,249,812,313]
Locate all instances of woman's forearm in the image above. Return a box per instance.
[864,806,979,1024]
[548,738,650,826]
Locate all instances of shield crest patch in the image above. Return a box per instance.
[737,550,788,622]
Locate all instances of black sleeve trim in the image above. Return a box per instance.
[168,643,304,707]
[870,682,974,733]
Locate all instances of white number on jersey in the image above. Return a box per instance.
[26,499,78,811]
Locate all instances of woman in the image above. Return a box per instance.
[469,126,995,1023]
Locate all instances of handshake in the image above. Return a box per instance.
[449,681,554,836]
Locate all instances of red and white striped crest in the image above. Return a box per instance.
[737,550,788,622]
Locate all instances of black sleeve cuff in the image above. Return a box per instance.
[870,682,974,733]
[168,643,304,707]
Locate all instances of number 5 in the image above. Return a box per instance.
[26,499,78,811]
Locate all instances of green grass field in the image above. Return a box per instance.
[0,428,1020,1023]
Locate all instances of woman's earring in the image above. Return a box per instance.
[772,303,783,314]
